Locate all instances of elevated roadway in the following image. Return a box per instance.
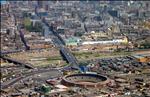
[1,68,61,89]
[0,56,34,69]
[60,47,79,70]
[42,19,80,70]
[0,50,23,55]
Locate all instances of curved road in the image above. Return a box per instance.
[1,68,61,89]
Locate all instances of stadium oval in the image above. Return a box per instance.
[61,73,110,88]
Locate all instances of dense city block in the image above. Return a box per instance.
[1,1,150,97]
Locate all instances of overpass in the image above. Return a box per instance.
[1,68,60,89]
[60,47,79,70]
[0,48,51,55]
[1,56,34,69]
[38,13,81,71]
[42,21,80,70]
[0,50,22,55]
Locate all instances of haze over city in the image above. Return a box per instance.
[1,1,150,97]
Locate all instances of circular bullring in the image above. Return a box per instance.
[61,73,110,88]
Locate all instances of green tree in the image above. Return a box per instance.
[41,85,51,93]
[74,32,83,37]
[24,18,43,33]
[24,18,32,29]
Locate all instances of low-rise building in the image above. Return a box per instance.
[133,54,150,63]
[65,37,81,46]
[81,37,128,45]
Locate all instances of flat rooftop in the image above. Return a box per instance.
[133,53,150,58]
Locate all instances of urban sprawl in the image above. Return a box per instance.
[1,1,150,97]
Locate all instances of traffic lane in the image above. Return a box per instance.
[1,69,61,89]
[30,70,61,82]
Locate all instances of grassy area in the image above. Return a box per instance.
[29,56,63,67]
[63,63,70,66]
[24,18,43,32]
[32,56,63,67]
[46,56,62,61]
[72,52,93,56]
[33,60,62,67]
[73,51,133,61]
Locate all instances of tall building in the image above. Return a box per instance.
[45,4,49,11]
[37,1,43,8]
[108,10,119,18]
[1,0,10,13]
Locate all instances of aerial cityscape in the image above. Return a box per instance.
[1,1,150,97]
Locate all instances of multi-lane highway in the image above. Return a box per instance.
[60,47,79,70]
[1,13,81,90]
[0,50,23,55]
[42,19,80,70]
[0,47,51,55]
[1,56,34,69]
[1,68,61,89]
